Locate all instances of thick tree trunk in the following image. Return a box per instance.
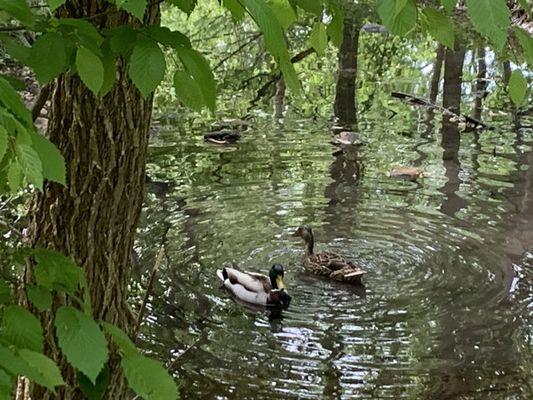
[333,20,360,127]
[429,43,445,104]
[440,45,466,217]
[24,2,160,399]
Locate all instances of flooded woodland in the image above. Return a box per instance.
[0,1,532,399]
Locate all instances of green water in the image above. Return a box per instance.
[135,108,533,399]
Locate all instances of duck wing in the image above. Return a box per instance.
[317,252,351,271]
[221,267,272,293]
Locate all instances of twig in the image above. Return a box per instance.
[133,246,164,340]
[0,217,22,238]
[166,336,203,372]
[213,33,261,71]
[0,26,27,32]
[32,84,50,122]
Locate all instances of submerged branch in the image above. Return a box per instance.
[133,246,164,341]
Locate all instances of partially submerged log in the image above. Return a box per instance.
[391,91,493,130]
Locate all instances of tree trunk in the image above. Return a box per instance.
[474,46,487,121]
[429,43,445,104]
[442,46,465,116]
[333,20,360,127]
[24,2,160,399]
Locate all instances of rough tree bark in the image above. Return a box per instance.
[333,20,360,127]
[23,2,160,399]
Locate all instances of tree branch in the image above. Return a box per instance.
[32,84,51,122]
[213,33,261,71]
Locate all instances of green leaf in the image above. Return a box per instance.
[515,27,533,67]
[294,0,322,16]
[55,306,108,384]
[108,26,137,57]
[378,0,417,36]
[78,366,110,400]
[167,0,197,14]
[28,33,68,84]
[173,71,204,111]
[176,47,216,111]
[0,345,31,377]
[128,37,166,98]
[309,22,328,56]
[18,349,64,390]
[0,0,35,28]
[239,0,300,95]
[0,279,10,305]
[508,70,527,106]
[100,41,117,96]
[122,354,178,400]
[0,74,26,91]
[76,47,104,95]
[440,0,456,12]
[101,322,137,357]
[17,143,43,189]
[0,348,62,393]
[268,0,296,30]
[0,77,32,126]
[0,369,12,400]
[7,161,21,192]
[33,248,82,294]
[0,126,7,165]
[116,0,147,21]
[26,285,52,312]
[326,0,343,47]
[58,19,104,47]
[146,26,191,48]
[422,8,454,49]
[48,0,67,11]
[465,0,510,52]
[1,36,31,64]
[222,0,245,21]
[29,131,66,185]
[1,305,44,352]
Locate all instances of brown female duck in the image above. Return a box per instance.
[293,225,366,283]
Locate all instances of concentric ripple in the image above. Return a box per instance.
[135,114,533,399]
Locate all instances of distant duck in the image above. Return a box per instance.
[389,166,424,181]
[216,264,291,308]
[293,225,366,283]
[331,131,361,146]
[204,129,241,145]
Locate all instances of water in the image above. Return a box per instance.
[134,109,533,399]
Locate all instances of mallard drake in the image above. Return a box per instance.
[293,225,366,283]
[216,264,291,308]
[389,166,423,181]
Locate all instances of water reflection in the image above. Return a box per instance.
[135,109,533,398]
